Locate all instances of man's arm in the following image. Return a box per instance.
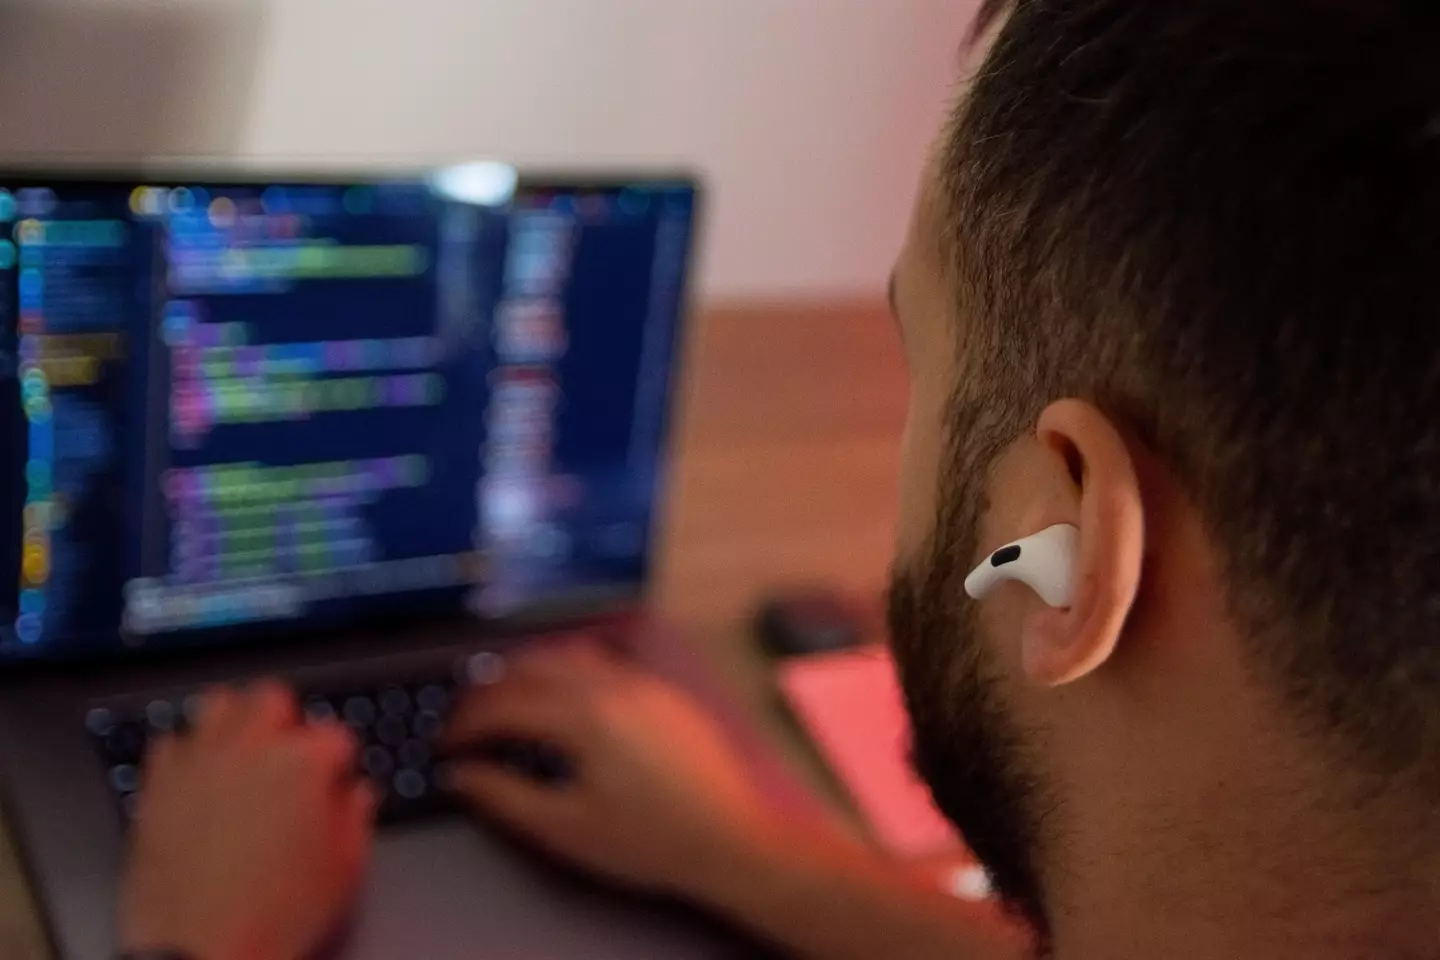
[443,645,1031,960]
[120,683,374,960]
[691,820,1027,960]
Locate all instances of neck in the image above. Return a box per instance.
[1039,640,1440,960]
[1048,751,1440,960]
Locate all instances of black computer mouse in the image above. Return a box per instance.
[754,590,865,658]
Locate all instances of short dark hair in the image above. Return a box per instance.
[941,0,1440,793]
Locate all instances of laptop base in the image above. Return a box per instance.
[0,617,788,960]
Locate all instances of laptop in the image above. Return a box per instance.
[0,164,760,959]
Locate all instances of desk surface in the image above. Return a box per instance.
[0,301,906,960]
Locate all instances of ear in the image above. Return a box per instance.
[1021,400,1145,687]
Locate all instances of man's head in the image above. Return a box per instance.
[887,0,1440,943]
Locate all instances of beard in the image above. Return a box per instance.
[885,408,1054,941]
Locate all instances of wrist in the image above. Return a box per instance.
[679,811,886,922]
[676,810,796,909]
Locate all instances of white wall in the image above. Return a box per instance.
[0,0,974,300]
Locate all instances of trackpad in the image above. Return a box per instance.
[350,816,753,960]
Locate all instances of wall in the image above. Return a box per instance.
[0,0,975,300]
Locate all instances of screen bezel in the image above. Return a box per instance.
[0,162,705,673]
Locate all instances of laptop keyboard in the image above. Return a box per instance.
[85,663,490,827]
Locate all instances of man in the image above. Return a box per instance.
[118,1,1440,958]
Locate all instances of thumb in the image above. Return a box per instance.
[446,762,572,833]
[442,682,580,752]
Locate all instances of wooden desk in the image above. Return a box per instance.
[0,301,906,960]
[654,300,906,790]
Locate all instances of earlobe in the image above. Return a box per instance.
[1022,401,1146,688]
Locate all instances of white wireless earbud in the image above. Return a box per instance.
[963,524,1079,608]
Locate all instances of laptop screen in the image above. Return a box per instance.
[0,167,698,663]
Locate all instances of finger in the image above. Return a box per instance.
[296,720,363,779]
[235,680,300,744]
[354,777,380,825]
[338,780,378,877]
[140,732,181,787]
[446,664,552,716]
[446,762,572,831]
[192,685,242,744]
[508,640,615,685]
[441,683,581,752]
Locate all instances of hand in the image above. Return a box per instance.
[442,645,777,898]
[119,682,376,960]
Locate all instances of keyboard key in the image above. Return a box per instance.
[362,745,395,780]
[85,707,115,737]
[464,652,505,686]
[304,696,337,723]
[398,739,430,770]
[393,768,427,800]
[342,696,376,729]
[108,763,140,794]
[145,699,177,733]
[415,683,450,714]
[375,715,409,747]
[379,687,411,715]
[182,693,206,727]
[412,709,443,741]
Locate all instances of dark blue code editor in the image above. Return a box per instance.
[0,169,696,661]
